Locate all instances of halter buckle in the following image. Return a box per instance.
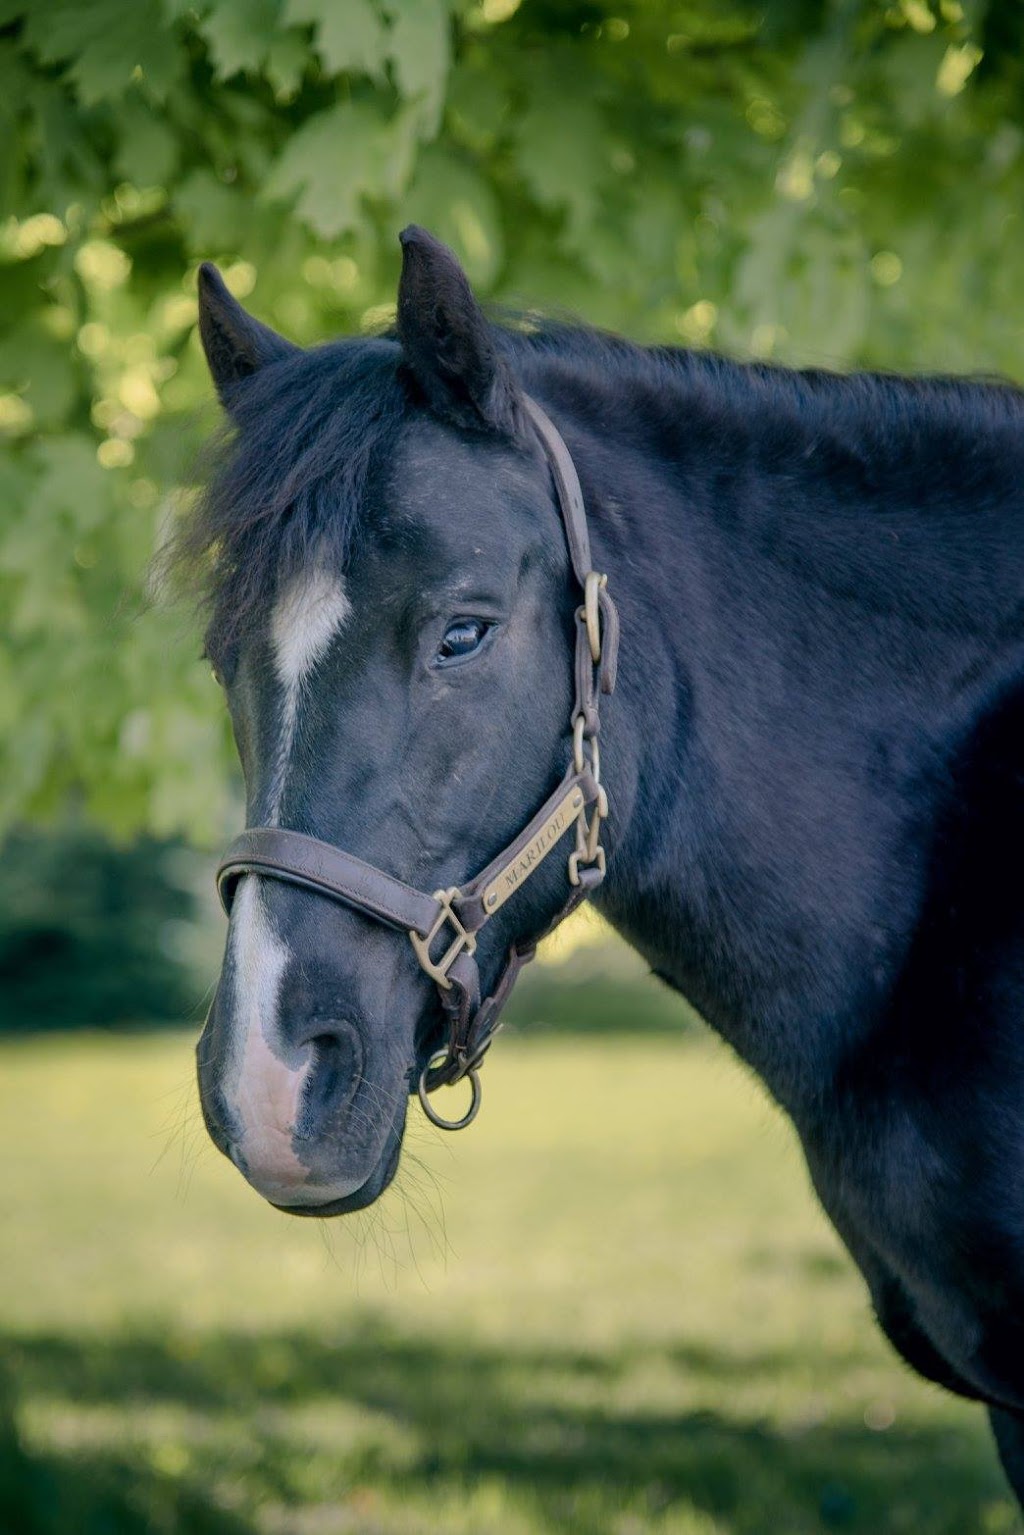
[582,570,607,663]
[409,888,476,990]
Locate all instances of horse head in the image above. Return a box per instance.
[192,228,614,1214]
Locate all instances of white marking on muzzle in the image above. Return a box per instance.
[222,880,370,1205]
[265,566,351,825]
[221,878,309,1200]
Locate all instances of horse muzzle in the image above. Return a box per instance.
[196,950,409,1214]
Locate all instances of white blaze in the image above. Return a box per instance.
[272,564,352,691]
[221,566,354,1201]
[266,565,351,824]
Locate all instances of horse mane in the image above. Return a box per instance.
[505,318,1024,468]
[171,312,1024,660]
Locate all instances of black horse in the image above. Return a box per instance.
[190,226,1024,1505]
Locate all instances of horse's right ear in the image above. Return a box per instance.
[396,225,520,435]
[197,263,298,406]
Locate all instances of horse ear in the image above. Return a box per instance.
[197,262,298,405]
[396,225,520,435]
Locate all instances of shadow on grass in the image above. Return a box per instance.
[3,1323,1015,1535]
[0,1374,249,1535]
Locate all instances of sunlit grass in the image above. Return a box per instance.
[0,1021,1015,1533]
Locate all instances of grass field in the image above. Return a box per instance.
[0,1009,1017,1534]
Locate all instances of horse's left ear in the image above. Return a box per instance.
[197,262,299,406]
[396,225,520,435]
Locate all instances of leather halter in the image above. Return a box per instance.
[216,396,620,1130]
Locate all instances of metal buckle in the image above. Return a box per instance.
[583,571,607,663]
[568,843,606,886]
[409,888,476,991]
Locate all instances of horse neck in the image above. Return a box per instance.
[523,347,1024,1111]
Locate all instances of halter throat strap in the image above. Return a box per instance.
[216,395,619,1128]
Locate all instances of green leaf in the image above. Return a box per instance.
[283,0,387,78]
[263,99,417,239]
[23,0,183,103]
[384,0,451,132]
[197,0,284,80]
[264,30,311,97]
[514,78,608,250]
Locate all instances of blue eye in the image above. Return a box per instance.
[437,619,490,663]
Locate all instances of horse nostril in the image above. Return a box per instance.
[297,1022,363,1135]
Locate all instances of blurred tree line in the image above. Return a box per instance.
[0,828,210,1028]
[2,0,1024,1024]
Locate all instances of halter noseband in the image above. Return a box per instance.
[216,397,620,1130]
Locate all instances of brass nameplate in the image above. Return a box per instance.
[482,785,585,916]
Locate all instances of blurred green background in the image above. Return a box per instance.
[3,0,1024,1530]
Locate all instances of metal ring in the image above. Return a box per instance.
[417,1057,482,1131]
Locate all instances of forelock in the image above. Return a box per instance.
[172,336,409,657]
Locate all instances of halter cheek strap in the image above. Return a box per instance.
[216,395,620,1129]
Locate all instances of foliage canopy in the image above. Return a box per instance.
[2,0,1023,839]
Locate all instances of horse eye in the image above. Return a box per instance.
[437,619,489,663]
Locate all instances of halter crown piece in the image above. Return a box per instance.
[216,397,620,1130]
